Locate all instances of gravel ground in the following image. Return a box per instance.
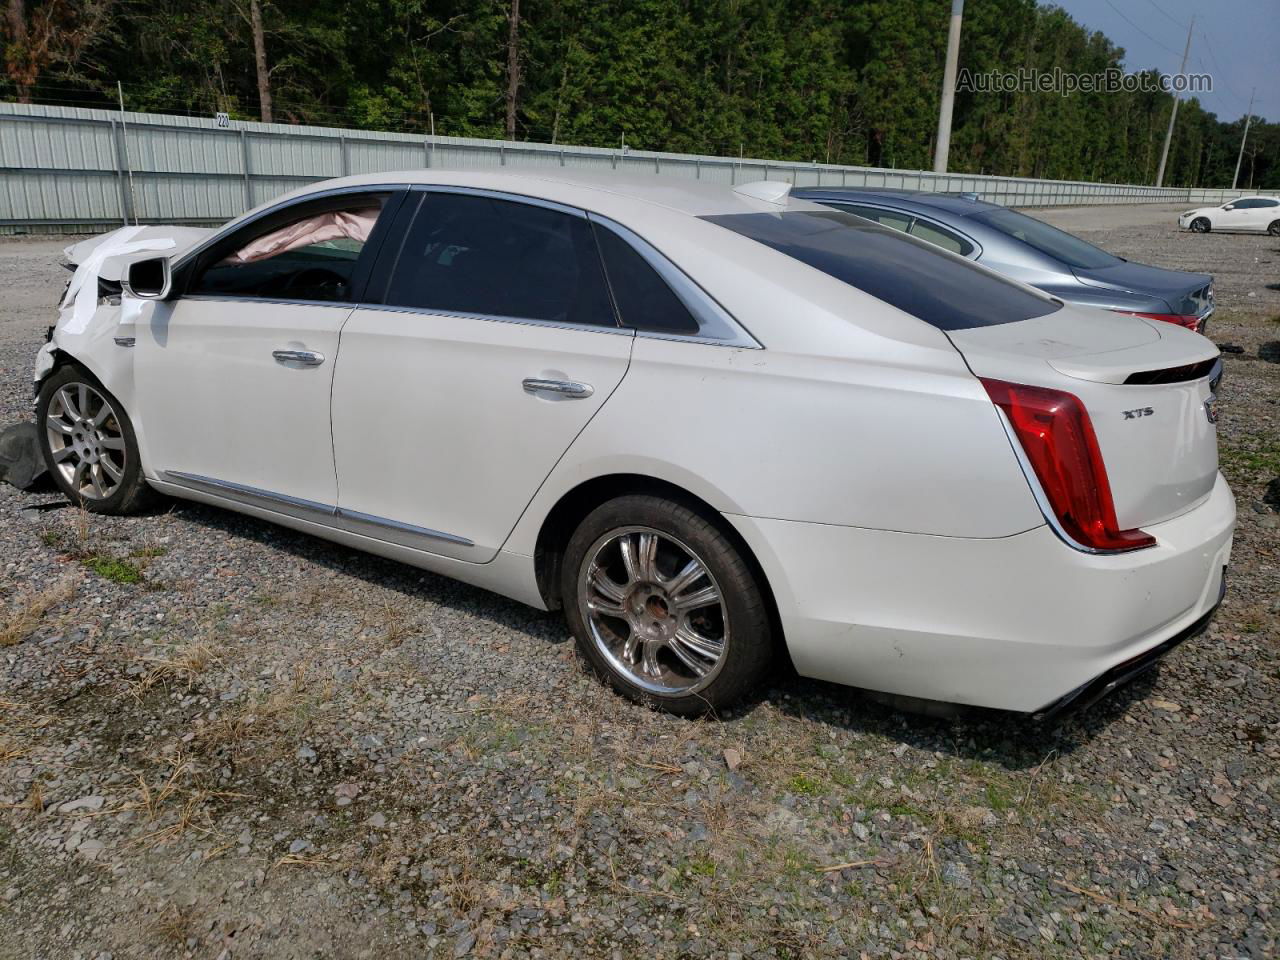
[0,206,1277,960]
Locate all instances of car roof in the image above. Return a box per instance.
[791,187,1002,219]
[272,169,835,220]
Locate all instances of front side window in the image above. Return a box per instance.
[703,209,1060,331]
[970,207,1120,269]
[190,196,388,302]
[383,192,615,326]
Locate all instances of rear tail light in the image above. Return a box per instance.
[1111,309,1203,333]
[982,378,1156,553]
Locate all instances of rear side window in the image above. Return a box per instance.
[969,207,1119,269]
[593,224,698,334]
[823,202,911,232]
[702,210,1059,331]
[908,219,975,257]
[384,192,616,326]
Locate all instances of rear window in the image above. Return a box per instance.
[702,210,1059,330]
[969,207,1120,269]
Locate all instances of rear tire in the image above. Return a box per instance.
[1190,217,1211,234]
[561,494,773,716]
[36,364,155,515]
[1268,220,1280,237]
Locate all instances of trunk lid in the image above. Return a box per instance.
[950,305,1221,529]
[1071,261,1213,317]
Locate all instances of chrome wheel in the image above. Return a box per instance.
[1191,217,1210,233]
[44,382,126,501]
[578,526,729,696]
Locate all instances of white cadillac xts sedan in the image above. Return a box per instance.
[33,172,1234,717]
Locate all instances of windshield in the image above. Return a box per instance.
[702,210,1060,331]
[970,208,1120,269]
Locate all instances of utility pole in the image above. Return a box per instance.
[1232,87,1255,190]
[933,0,964,173]
[1154,15,1193,187]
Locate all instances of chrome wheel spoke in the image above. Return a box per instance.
[72,459,88,492]
[622,629,642,664]
[587,596,627,620]
[46,415,74,436]
[640,641,662,678]
[618,534,644,586]
[100,456,124,482]
[674,625,723,661]
[99,435,125,451]
[665,636,712,678]
[673,583,720,613]
[665,558,705,597]
[589,566,626,604]
[52,445,77,463]
[88,464,106,498]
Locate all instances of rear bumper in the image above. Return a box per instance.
[1034,571,1225,720]
[726,472,1235,713]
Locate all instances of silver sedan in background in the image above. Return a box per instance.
[794,188,1215,334]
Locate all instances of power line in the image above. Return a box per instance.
[1141,0,1187,29]
[1198,32,1250,107]
[1100,0,1186,58]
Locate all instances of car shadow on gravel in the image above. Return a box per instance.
[162,498,568,640]
[764,664,1162,772]
[153,497,1169,773]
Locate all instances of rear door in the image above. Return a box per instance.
[1242,197,1280,231]
[330,189,633,562]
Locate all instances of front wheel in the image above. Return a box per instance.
[1190,217,1211,233]
[36,364,155,514]
[1268,220,1280,237]
[561,494,773,715]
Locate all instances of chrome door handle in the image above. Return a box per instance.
[522,378,594,399]
[273,349,325,366]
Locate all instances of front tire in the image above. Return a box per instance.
[1268,220,1280,237]
[36,364,154,514]
[561,494,773,715]
[1190,217,1211,233]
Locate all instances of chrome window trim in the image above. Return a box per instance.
[180,294,362,309]
[587,213,762,349]
[410,183,587,219]
[353,302,635,338]
[162,470,473,549]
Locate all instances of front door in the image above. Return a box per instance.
[136,190,398,510]
[331,190,634,562]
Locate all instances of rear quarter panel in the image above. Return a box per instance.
[504,334,1044,554]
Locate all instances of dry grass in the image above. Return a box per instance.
[128,640,219,696]
[0,576,77,647]
[150,902,199,947]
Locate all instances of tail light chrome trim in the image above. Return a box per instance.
[983,378,1158,555]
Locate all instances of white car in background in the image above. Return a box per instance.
[1178,195,1280,235]
[33,172,1233,718]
